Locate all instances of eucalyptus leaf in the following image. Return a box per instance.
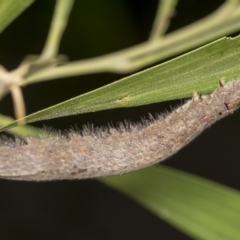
[2,36,240,131]
[0,114,40,138]
[0,0,34,34]
[101,165,240,240]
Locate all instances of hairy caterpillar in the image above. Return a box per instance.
[0,79,240,181]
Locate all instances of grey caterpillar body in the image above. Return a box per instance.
[1,80,240,181]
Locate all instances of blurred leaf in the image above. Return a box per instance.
[0,0,34,34]
[101,165,240,240]
[2,36,240,131]
[0,114,40,138]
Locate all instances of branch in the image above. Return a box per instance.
[1,79,240,181]
[40,0,74,60]
[24,0,240,84]
[149,0,178,41]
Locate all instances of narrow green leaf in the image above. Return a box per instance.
[2,36,240,131]
[0,0,34,34]
[0,114,40,138]
[101,165,240,240]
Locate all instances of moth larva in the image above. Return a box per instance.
[0,79,240,181]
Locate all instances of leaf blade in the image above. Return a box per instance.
[2,36,240,131]
[0,114,40,138]
[101,165,240,240]
[0,0,34,34]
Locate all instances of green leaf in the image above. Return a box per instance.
[2,36,240,131]
[101,165,240,240]
[0,114,40,138]
[0,0,34,34]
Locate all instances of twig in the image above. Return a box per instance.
[0,0,74,122]
[9,85,26,122]
[24,1,240,84]
[149,0,178,41]
[40,0,74,60]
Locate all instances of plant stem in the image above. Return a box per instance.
[9,85,26,122]
[40,0,74,60]
[149,0,178,41]
[24,1,240,84]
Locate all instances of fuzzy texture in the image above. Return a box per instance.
[1,80,240,181]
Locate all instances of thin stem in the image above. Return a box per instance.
[24,1,240,84]
[40,0,74,60]
[149,0,178,41]
[0,65,8,100]
[9,85,26,123]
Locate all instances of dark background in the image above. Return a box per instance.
[1,0,239,239]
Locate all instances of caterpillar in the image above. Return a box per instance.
[0,79,240,181]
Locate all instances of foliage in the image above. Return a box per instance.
[1,0,240,238]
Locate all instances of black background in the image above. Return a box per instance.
[1,0,240,239]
